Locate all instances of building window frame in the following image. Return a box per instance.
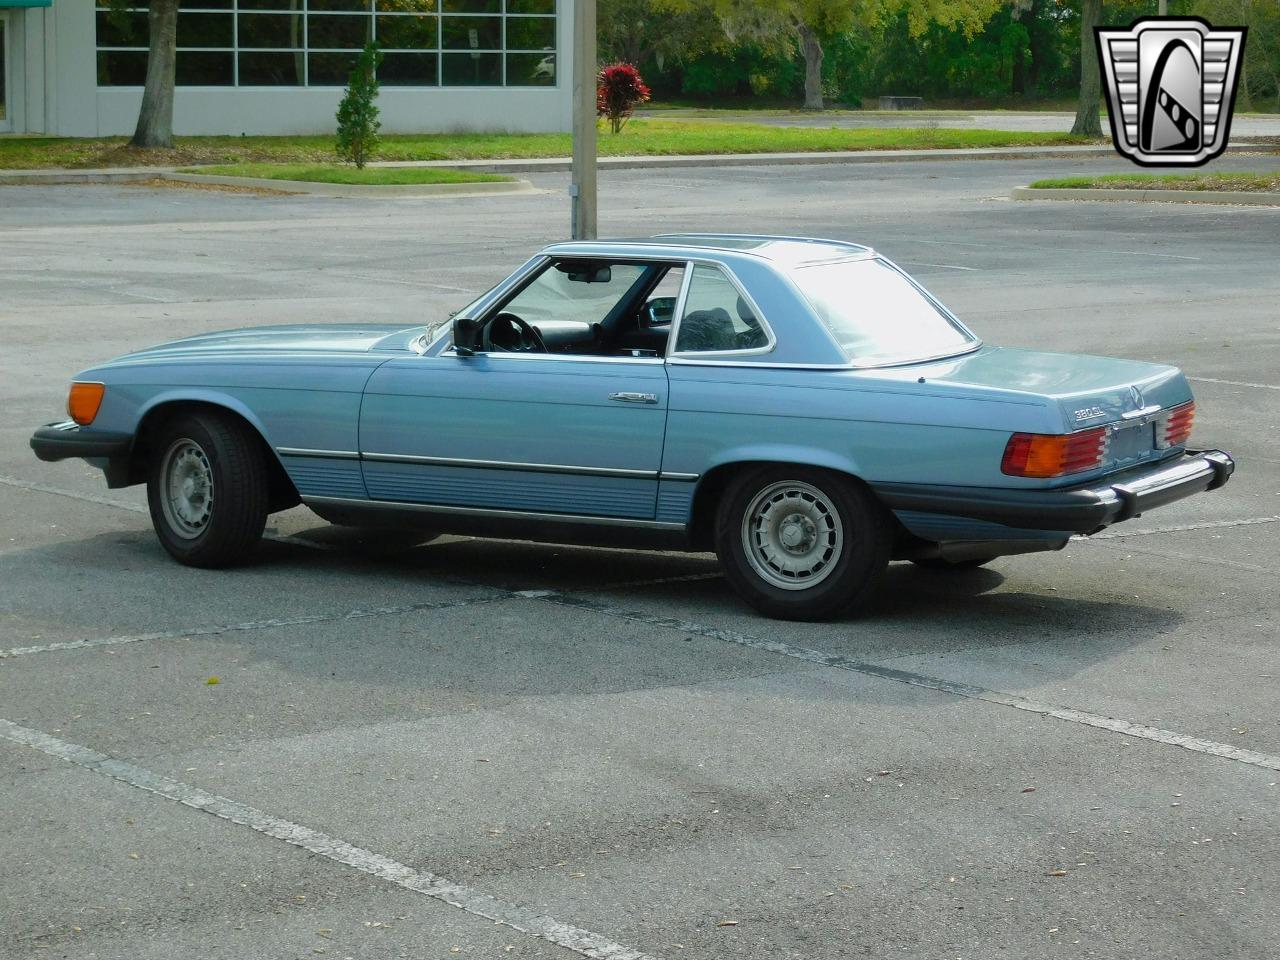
[94,0,556,89]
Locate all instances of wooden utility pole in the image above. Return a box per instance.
[1158,0,1168,14]
[570,0,597,240]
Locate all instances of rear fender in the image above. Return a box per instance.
[700,444,863,479]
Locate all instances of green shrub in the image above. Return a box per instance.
[336,42,382,169]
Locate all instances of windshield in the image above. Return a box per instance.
[789,257,977,366]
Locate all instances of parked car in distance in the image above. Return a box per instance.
[31,235,1234,620]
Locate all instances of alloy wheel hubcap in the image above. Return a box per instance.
[741,481,843,590]
[160,439,214,539]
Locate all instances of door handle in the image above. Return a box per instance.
[609,392,659,404]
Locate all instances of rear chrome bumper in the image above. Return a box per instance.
[873,449,1235,534]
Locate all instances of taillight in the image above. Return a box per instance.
[1001,427,1108,478]
[67,382,105,426]
[1160,401,1195,448]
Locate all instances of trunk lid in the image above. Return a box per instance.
[876,346,1194,475]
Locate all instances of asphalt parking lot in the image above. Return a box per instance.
[2,154,1279,960]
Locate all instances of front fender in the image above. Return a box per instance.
[132,388,275,444]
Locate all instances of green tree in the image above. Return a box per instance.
[128,0,179,148]
[1070,0,1103,135]
[661,0,1005,111]
[336,43,383,169]
[599,0,723,69]
[1194,0,1280,111]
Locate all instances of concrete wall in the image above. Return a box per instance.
[8,0,572,136]
[4,5,50,134]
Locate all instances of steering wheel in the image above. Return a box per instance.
[481,312,548,353]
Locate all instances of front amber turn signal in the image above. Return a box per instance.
[67,382,105,426]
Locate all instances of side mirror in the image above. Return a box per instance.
[643,297,677,328]
[453,316,482,356]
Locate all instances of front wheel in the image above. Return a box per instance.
[715,466,891,621]
[146,411,270,567]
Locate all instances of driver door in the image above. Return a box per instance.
[358,259,674,522]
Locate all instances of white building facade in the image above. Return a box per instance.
[0,0,571,136]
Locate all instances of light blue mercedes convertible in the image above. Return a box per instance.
[31,235,1234,620]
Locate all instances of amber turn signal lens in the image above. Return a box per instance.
[1001,427,1108,479]
[67,382,105,426]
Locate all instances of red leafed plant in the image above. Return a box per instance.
[596,63,651,134]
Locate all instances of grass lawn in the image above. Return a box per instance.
[1029,172,1280,192]
[0,121,1101,170]
[188,163,512,185]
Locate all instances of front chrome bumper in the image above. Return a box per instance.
[30,420,134,463]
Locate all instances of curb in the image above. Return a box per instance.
[3,139,1276,185]
[0,169,166,185]
[0,167,536,197]
[1011,185,1280,206]
[384,145,1123,173]
[165,172,537,198]
[369,140,1278,173]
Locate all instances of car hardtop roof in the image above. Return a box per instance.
[540,234,876,267]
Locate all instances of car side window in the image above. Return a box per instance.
[673,265,769,354]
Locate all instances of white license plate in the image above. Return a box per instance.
[1110,422,1155,461]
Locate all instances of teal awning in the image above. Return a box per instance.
[0,0,52,7]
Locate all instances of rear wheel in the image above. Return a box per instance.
[146,411,270,567]
[715,466,890,621]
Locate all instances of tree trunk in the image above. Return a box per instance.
[798,24,824,111]
[1024,0,1049,99]
[1071,0,1103,137]
[1236,49,1253,113]
[132,0,179,148]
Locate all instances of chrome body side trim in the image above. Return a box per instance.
[666,358,852,370]
[441,350,666,364]
[302,495,688,531]
[277,447,361,460]
[660,471,700,482]
[361,452,658,479]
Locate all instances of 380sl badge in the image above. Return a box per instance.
[1074,406,1107,422]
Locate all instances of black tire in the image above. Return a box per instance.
[146,411,270,567]
[714,465,891,622]
[911,557,993,571]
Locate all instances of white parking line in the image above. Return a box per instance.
[897,261,980,272]
[903,236,1203,261]
[532,593,1280,774]
[1086,515,1280,539]
[0,474,335,552]
[1189,376,1280,391]
[0,594,511,659]
[0,474,147,514]
[0,719,657,960]
[1082,539,1275,574]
